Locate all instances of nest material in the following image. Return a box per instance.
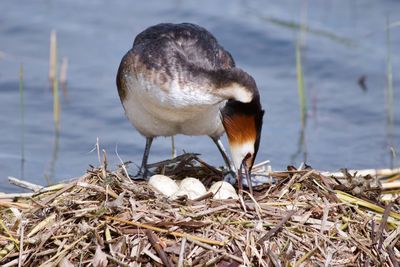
[1,155,400,266]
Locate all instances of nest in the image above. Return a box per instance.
[1,154,399,266]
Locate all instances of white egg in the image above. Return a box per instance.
[171,177,207,200]
[148,175,179,197]
[209,181,239,200]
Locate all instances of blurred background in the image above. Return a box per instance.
[0,0,399,192]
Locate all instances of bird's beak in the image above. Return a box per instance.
[238,153,253,195]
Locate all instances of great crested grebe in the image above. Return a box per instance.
[116,23,264,193]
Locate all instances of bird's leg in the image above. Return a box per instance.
[137,137,153,179]
[211,137,236,175]
[237,165,243,196]
[243,162,253,196]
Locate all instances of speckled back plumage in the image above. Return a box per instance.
[117,23,258,104]
[133,23,235,72]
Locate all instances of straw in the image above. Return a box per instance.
[0,154,399,265]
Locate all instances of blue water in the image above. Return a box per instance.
[1,0,399,192]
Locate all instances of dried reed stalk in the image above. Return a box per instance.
[0,155,399,266]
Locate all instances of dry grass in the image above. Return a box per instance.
[0,155,399,266]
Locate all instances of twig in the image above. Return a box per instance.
[205,255,224,266]
[77,181,118,199]
[376,202,394,249]
[145,230,174,267]
[336,190,400,220]
[194,156,223,176]
[0,201,32,209]
[291,215,335,230]
[27,214,56,238]
[38,233,88,267]
[142,247,163,264]
[191,204,229,218]
[177,237,186,267]
[105,216,225,246]
[257,210,296,245]
[115,144,131,182]
[324,248,334,267]
[387,238,399,267]
[318,174,347,214]
[243,191,262,220]
[36,248,58,257]
[8,177,43,192]
[105,254,129,267]
[320,198,330,234]
[188,238,243,264]
[321,168,400,178]
[33,180,78,212]
[147,153,200,168]
[0,193,35,199]
[0,219,19,249]
[294,247,318,267]
[279,170,314,199]
[267,249,281,267]
[383,225,400,248]
[18,222,25,267]
[382,181,400,189]
[192,192,213,202]
[3,255,28,267]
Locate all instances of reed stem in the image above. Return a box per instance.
[386,18,396,168]
[19,64,25,179]
[50,30,60,129]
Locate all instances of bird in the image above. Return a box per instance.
[116,23,264,193]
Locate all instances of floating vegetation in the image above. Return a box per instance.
[0,154,399,266]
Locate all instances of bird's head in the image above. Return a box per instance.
[212,67,264,185]
[221,95,264,179]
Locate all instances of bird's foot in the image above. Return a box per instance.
[224,171,276,187]
[223,170,237,185]
[242,174,276,187]
[133,166,153,180]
